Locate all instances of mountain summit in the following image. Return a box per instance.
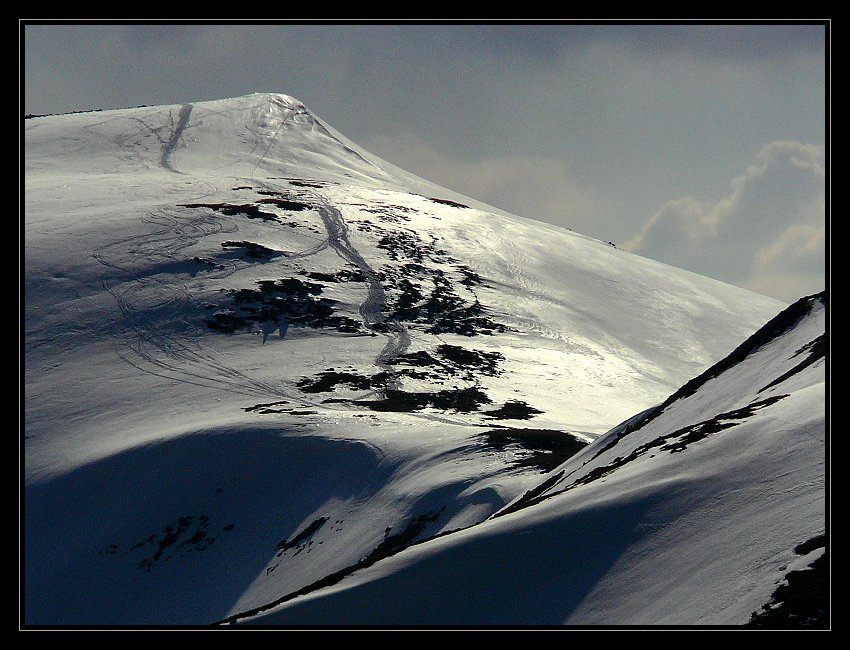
[24,94,824,626]
[26,92,470,195]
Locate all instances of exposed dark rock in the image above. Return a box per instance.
[364,509,444,562]
[457,265,484,287]
[191,257,225,270]
[256,197,312,211]
[218,508,448,624]
[221,241,281,259]
[204,277,362,335]
[288,180,324,188]
[382,344,504,383]
[386,350,439,369]
[179,202,281,222]
[276,517,330,555]
[243,400,289,412]
[359,204,415,223]
[117,515,217,572]
[656,294,823,413]
[569,395,789,489]
[375,268,509,337]
[587,292,825,459]
[759,334,826,393]
[480,428,588,472]
[301,269,368,283]
[493,471,566,519]
[353,387,492,413]
[496,394,789,517]
[436,344,503,376]
[747,534,828,628]
[26,108,105,119]
[794,534,826,556]
[297,371,390,393]
[482,400,543,420]
[428,197,469,209]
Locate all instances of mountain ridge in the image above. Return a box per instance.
[24,93,822,626]
[239,290,825,626]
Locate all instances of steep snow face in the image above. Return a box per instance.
[25,94,791,625]
[240,294,825,626]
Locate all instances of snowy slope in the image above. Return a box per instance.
[238,293,825,626]
[499,291,828,625]
[24,93,796,625]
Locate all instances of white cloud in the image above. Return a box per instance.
[623,140,825,301]
[745,195,826,299]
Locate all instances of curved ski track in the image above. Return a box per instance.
[93,173,412,407]
[250,179,412,389]
[312,197,412,387]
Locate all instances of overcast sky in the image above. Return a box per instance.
[23,22,827,302]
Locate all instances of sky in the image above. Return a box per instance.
[23,22,828,302]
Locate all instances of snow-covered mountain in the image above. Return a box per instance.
[23,93,824,626]
[234,292,825,626]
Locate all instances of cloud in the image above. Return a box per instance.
[623,140,825,301]
[364,132,605,233]
[746,195,826,299]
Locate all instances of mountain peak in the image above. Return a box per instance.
[191,91,311,116]
[25,88,823,626]
[25,90,394,185]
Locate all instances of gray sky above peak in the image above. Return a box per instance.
[23,22,827,301]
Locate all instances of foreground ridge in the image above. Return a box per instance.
[25,94,821,626]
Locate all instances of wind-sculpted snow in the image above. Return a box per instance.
[25,93,817,626]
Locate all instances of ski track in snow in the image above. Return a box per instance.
[89,100,410,404]
[28,95,823,627]
[81,105,565,429]
[92,174,413,409]
[252,178,412,389]
[92,199,309,401]
[313,198,412,387]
